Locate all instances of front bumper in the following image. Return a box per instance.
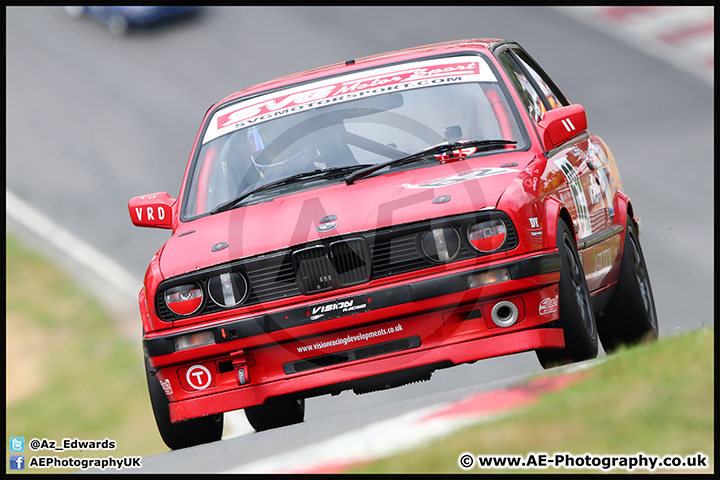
[144,250,564,423]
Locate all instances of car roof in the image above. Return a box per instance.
[213,38,508,108]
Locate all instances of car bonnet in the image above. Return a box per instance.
[158,151,534,279]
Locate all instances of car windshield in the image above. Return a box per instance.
[182,55,527,219]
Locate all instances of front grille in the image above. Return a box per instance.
[244,254,300,302]
[292,239,371,294]
[329,239,371,286]
[370,234,427,277]
[293,246,335,294]
[283,336,422,374]
[155,211,518,321]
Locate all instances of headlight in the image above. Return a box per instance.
[208,271,249,307]
[164,283,203,315]
[420,227,461,263]
[467,219,507,253]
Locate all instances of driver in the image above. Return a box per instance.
[300,122,357,169]
[250,120,358,180]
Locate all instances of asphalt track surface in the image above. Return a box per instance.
[6,6,713,473]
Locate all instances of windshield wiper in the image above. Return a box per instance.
[210,165,369,215]
[345,139,517,185]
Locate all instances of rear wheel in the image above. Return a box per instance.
[145,357,223,450]
[536,220,598,368]
[597,219,658,353]
[245,396,305,432]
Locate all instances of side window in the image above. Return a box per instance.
[511,49,568,110]
[497,51,547,123]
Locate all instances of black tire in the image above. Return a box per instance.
[536,220,598,368]
[597,219,658,353]
[145,357,223,450]
[245,396,305,432]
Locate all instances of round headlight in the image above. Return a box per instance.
[420,227,461,263]
[164,283,203,316]
[208,271,248,307]
[468,219,507,253]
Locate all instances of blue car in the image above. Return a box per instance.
[64,6,200,35]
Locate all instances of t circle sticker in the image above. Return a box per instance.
[186,365,212,390]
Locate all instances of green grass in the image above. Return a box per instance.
[5,233,714,474]
[351,328,714,473]
[6,235,167,473]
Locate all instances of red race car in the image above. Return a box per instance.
[129,39,657,449]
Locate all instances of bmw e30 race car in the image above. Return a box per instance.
[129,39,658,450]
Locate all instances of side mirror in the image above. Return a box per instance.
[537,104,587,152]
[128,192,175,229]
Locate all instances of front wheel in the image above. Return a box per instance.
[245,396,305,432]
[536,220,598,368]
[145,357,223,450]
[597,219,658,353]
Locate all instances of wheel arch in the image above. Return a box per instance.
[541,195,577,250]
[138,288,154,336]
[614,189,640,245]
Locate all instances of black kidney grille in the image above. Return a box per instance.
[292,239,371,294]
[293,246,335,294]
[329,239,371,286]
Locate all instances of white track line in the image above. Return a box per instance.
[6,188,252,440]
[6,189,139,301]
[227,361,603,474]
[12,8,674,455]
[228,402,486,474]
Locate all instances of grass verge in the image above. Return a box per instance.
[6,235,167,474]
[5,233,714,474]
[351,327,714,473]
